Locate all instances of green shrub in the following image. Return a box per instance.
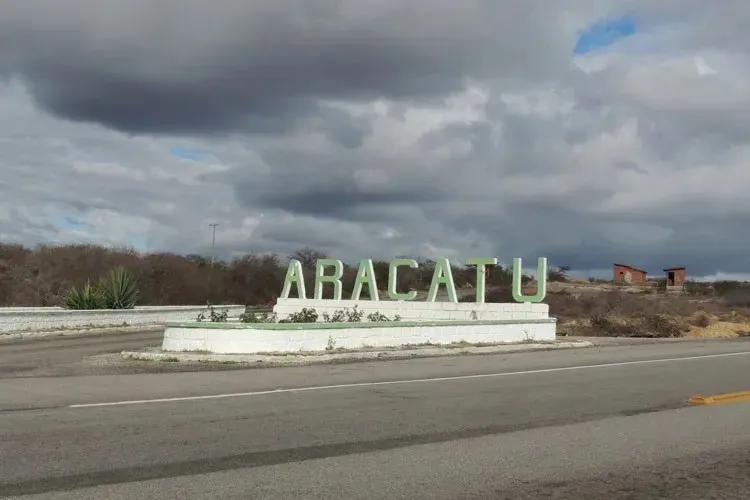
[96,266,139,309]
[280,307,319,323]
[321,309,347,323]
[345,305,364,322]
[239,310,277,323]
[63,280,104,310]
[270,306,401,324]
[366,311,401,322]
[63,266,140,310]
[321,304,365,322]
[197,305,229,322]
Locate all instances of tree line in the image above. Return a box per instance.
[0,243,564,307]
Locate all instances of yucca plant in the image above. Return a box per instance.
[96,266,139,309]
[63,280,104,310]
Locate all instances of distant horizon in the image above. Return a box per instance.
[2,239,749,284]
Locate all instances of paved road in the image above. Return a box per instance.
[1,336,749,498]
[0,329,263,377]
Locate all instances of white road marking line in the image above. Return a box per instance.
[68,350,750,408]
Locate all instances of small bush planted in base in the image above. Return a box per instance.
[281,307,319,323]
[239,310,278,323]
[196,305,229,322]
[366,311,401,322]
[238,305,401,324]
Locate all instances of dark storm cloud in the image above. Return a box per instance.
[25,71,317,136]
[251,187,441,218]
[0,0,598,135]
[229,130,454,219]
[315,105,373,150]
[548,242,750,278]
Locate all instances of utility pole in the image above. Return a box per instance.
[209,223,219,268]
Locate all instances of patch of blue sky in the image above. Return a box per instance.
[126,234,149,252]
[170,146,212,162]
[574,16,637,55]
[51,214,93,234]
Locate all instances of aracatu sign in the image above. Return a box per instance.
[279,257,548,304]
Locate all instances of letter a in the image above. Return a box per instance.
[280,260,306,299]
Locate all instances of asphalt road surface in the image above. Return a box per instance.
[1,333,749,499]
[0,329,256,377]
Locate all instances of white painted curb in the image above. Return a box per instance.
[122,340,595,366]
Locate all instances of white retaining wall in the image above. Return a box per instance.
[0,305,246,333]
[273,298,549,322]
[162,319,557,353]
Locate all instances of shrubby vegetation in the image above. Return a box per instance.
[63,266,139,310]
[4,242,750,339]
[0,243,526,307]
[196,305,229,322]
[201,304,401,324]
[459,280,750,339]
[541,288,750,338]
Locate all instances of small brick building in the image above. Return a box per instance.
[613,263,647,284]
[664,267,686,289]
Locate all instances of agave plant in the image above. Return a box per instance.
[63,280,104,310]
[96,266,139,309]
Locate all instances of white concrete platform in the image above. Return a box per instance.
[161,317,558,354]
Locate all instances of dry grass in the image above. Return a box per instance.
[544,284,750,338]
[454,276,750,338]
[686,321,750,339]
[459,280,750,339]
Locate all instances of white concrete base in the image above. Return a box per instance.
[0,305,246,333]
[161,318,557,354]
[273,298,549,322]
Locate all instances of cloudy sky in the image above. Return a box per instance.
[1,0,749,279]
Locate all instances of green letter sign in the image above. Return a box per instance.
[314,259,344,300]
[512,257,547,303]
[279,256,548,304]
[280,260,306,299]
[351,259,379,300]
[466,257,498,304]
[387,258,418,301]
[427,258,457,303]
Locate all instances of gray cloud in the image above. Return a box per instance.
[0,0,606,134]
[1,1,750,279]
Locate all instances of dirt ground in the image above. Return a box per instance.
[541,280,750,339]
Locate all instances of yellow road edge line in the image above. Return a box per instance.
[689,391,750,405]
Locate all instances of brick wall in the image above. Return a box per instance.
[613,265,647,284]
